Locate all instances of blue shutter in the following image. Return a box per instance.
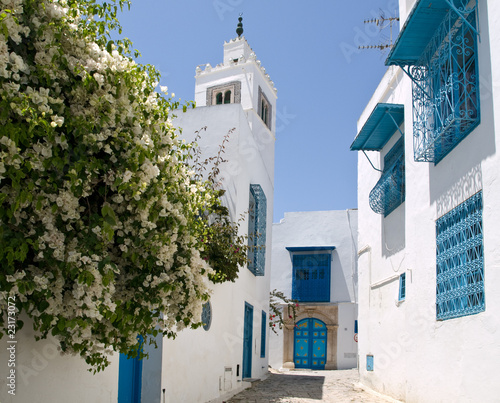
[248,184,267,276]
[260,311,266,358]
[292,254,331,302]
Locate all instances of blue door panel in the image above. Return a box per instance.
[294,318,327,370]
[242,303,253,378]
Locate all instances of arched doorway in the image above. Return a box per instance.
[294,318,327,370]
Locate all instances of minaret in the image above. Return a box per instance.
[194,15,277,134]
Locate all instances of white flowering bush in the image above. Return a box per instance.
[0,0,242,371]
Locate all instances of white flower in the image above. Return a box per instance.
[122,170,133,183]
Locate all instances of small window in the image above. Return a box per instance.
[258,87,272,129]
[207,81,241,106]
[398,273,406,301]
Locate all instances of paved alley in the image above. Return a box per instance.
[226,369,401,403]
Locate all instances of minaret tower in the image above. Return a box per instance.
[194,16,278,135]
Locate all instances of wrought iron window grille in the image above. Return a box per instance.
[369,137,405,216]
[404,2,480,163]
[247,184,267,276]
[436,191,484,320]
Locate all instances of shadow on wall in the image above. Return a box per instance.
[382,203,405,258]
[331,250,351,301]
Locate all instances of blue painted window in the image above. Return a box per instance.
[398,273,406,301]
[248,184,267,276]
[369,137,405,216]
[260,311,266,358]
[354,320,358,334]
[436,191,484,320]
[366,355,374,371]
[412,4,480,163]
[292,254,331,302]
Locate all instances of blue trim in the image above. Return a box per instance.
[260,311,266,358]
[351,103,404,151]
[398,273,406,301]
[286,246,336,252]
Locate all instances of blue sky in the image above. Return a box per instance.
[117,1,399,222]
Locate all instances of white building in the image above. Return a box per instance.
[352,0,500,402]
[0,21,276,403]
[268,210,358,372]
[154,25,277,403]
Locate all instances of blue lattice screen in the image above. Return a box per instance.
[247,184,267,276]
[412,3,479,163]
[369,137,405,216]
[436,191,484,320]
[292,254,331,302]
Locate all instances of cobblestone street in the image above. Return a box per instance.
[226,369,401,403]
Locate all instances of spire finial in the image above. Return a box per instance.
[236,13,243,38]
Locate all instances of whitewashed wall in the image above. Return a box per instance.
[356,2,500,402]
[161,103,274,403]
[269,210,358,371]
[0,315,119,403]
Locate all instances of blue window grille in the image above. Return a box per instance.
[436,191,484,320]
[398,273,406,301]
[366,355,374,371]
[260,311,266,358]
[411,3,480,163]
[369,137,405,216]
[247,184,267,276]
[292,254,331,302]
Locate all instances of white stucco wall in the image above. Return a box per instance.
[355,1,500,402]
[0,315,119,403]
[160,102,274,403]
[269,210,358,371]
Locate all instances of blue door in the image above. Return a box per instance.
[294,318,327,370]
[242,302,253,378]
[118,337,143,403]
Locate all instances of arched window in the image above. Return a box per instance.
[224,90,231,104]
[215,92,223,105]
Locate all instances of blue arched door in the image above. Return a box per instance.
[294,318,327,370]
